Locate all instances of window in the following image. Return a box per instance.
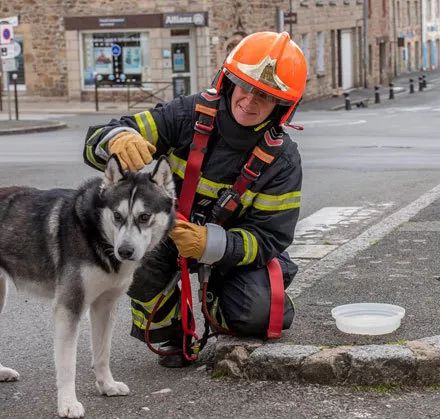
[407,1,411,24]
[415,1,418,23]
[316,31,325,74]
[396,1,401,26]
[301,33,310,70]
[82,32,150,88]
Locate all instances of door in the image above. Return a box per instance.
[171,30,197,97]
[340,30,353,90]
[379,42,386,84]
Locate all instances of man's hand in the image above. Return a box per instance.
[169,220,207,259]
[108,132,156,171]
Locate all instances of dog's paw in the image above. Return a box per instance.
[96,380,130,396]
[57,399,85,418]
[0,366,20,382]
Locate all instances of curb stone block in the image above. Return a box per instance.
[406,340,440,384]
[346,345,416,385]
[299,347,351,384]
[420,335,440,351]
[246,344,320,380]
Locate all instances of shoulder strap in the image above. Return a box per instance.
[233,126,287,196]
[178,89,221,219]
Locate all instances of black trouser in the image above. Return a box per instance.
[128,239,297,343]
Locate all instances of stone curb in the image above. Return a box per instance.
[212,335,440,385]
[0,121,67,135]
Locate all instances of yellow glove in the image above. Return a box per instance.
[108,132,156,171]
[169,220,207,259]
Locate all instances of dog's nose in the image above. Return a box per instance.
[118,244,135,260]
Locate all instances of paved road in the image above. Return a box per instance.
[1,81,440,418]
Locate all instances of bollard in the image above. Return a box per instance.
[374,86,381,104]
[12,73,19,121]
[422,74,427,88]
[344,92,351,110]
[389,83,395,100]
[409,78,414,94]
[418,76,423,91]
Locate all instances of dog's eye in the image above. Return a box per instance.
[138,213,151,223]
[113,211,122,222]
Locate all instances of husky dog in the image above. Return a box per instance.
[0,155,175,418]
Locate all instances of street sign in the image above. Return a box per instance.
[0,44,14,59]
[283,11,298,24]
[111,43,121,57]
[0,24,13,44]
[1,58,17,72]
[0,16,19,26]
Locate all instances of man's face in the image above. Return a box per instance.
[230,85,277,127]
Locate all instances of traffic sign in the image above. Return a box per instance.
[0,24,13,44]
[0,44,14,58]
[283,12,297,24]
[111,43,121,57]
[0,16,19,26]
[1,58,17,72]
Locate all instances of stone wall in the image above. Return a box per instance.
[3,0,395,100]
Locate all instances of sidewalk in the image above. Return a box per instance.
[299,69,440,112]
[211,186,440,386]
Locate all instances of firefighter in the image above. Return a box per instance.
[83,31,307,368]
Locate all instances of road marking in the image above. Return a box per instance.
[298,119,367,128]
[287,206,392,260]
[288,183,440,298]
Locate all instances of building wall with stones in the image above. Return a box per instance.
[1,0,397,102]
[367,0,394,87]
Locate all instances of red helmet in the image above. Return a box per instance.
[214,31,307,125]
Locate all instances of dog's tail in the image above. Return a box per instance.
[0,273,7,314]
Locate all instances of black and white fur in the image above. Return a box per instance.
[0,155,175,418]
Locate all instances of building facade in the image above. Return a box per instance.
[0,1,438,103]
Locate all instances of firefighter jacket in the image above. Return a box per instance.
[84,93,302,270]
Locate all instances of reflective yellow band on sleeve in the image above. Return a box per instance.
[253,191,301,211]
[229,228,258,265]
[85,145,105,171]
[134,111,158,145]
[87,127,104,145]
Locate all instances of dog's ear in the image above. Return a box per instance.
[151,156,175,199]
[104,154,125,186]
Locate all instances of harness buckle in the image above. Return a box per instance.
[194,121,214,134]
[242,163,261,181]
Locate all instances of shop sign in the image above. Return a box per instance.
[98,17,125,28]
[163,12,208,27]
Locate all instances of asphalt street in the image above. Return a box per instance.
[1,79,440,418]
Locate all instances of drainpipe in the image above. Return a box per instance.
[363,0,369,87]
[420,0,425,70]
[392,0,398,76]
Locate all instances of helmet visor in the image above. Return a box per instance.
[225,70,293,106]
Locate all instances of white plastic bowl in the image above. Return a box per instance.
[331,303,405,335]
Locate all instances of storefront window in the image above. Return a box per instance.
[82,32,150,88]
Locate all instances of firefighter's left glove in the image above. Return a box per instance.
[169,220,207,259]
[169,220,227,264]
[108,132,156,172]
